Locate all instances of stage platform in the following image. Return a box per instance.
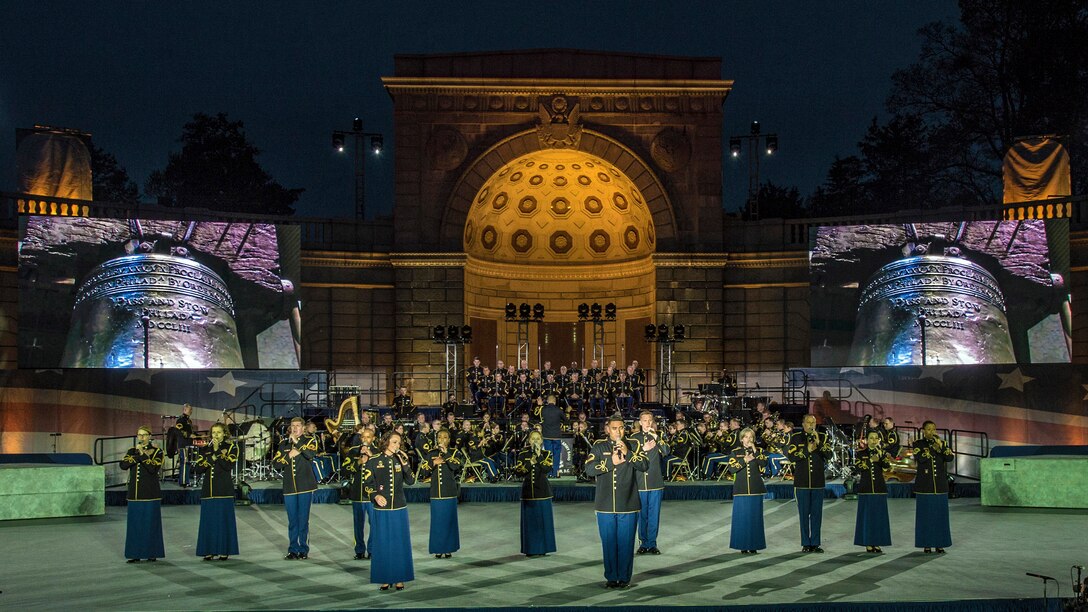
[982,454,1088,509]
[106,476,982,506]
[0,498,1076,611]
[0,463,104,520]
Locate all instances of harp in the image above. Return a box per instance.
[325,395,360,439]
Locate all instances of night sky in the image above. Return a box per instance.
[0,2,960,220]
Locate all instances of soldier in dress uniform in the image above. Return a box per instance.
[393,387,414,419]
[121,425,165,562]
[274,417,319,560]
[466,357,484,402]
[362,431,416,591]
[441,393,459,419]
[727,428,768,554]
[516,430,557,557]
[488,372,508,416]
[475,367,493,411]
[665,419,696,480]
[854,430,892,553]
[786,415,833,553]
[614,372,635,415]
[539,396,566,478]
[513,373,535,416]
[570,420,594,482]
[629,362,645,407]
[343,427,377,560]
[913,420,955,553]
[566,371,585,416]
[194,423,240,561]
[422,429,462,559]
[880,417,901,458]
[174,403,196,487]
[631,410,670,555]
[584,414,651,589]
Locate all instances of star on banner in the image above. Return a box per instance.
[208,372,247,397]
[124,370,160,385]
[839,366,866,375]
[997,368,1034,393]
[1081,384,1088,401]
[917,366,954,383]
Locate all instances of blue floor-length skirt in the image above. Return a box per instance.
[125,500,165,560]
[428,498,460,555]
[196,498,240,557]
[914,493,952,548]
[371,507,415,585]
[729,495,767,551]
[520,498,557,555]
[853,494,892,547]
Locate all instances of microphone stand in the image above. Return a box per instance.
[1026,572,1058,609]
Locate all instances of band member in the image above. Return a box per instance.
[379,413,396,436]
[913,420,954,554]
[880,417,901,458]
[513,373,535,415]
[174,402,196,487]
[700,420,732,479]
[420,429,462,559]
[539,396,566,478]
[614,372,634,414]
[363,431,416,591]
[787,415,832,553]
[441,393,458,419]
[566,371,585,415]
[588,374,608,417]
[193,423,239,561]
[488,373,508,415]
[665,419,695,480]
[855,431,892,553]
[584,414,651,589]
[344,427,377,560]
[467,424,501,482]
[571,420,593,482]
[121,426,165,562]
[274,417,319,560]
[467,357,484,399]
[631,410,669,555]
[516,430,557,557]
[306,420,336,484]
[475,366,493,410]
[393,387,414,419]
[628,363,644,406]
[727,428,767,554]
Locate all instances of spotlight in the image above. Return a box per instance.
[657,324,669,340]
[505,303,517,320]
[765,134,777,155]
[750,120,761,135]
[446,325,459,341]
[461,325,473,342]
[332,133,345,152]
[353,117,363,132]
[729,137,741,158]
[590,303,602,320]
[604,303,617,320]
[370,134,384,155]
[519,303,531,320]
[644,324,657,341]
[532,303,545,321]
[673,324,686,341]
[433,325,445,342]
[577,303,590,320]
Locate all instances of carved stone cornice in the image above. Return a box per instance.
[724,251,808,270]
[653,252,729,267]
[301,250,392,269]
[465,255,654,281]
[382,77,733,98]
[390,253,467,268]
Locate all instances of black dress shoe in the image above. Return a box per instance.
[811,546,824,553]
[147,558,158,562]
[923,547,932,554]
[126,559,140,563]
[395,584,405,591]
[363,553,371,560]
[203,555,215,561]
[354,553,365,560]
[217,556,229,561]
[935,548,946,554]
[636,547,648,555]
[435,554,443,559]
[444,553,452,558]
[616,581,630,589]
[801,546,811,553]
[605,581,618,588]
[284,552,298,560]
[298,553,308,560]
[380,584,390,591]
[648,547,661,555]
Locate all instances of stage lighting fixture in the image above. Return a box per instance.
[433,325,445,342]
[447,325,459,341]
[657,324,669,340]
[519,303,531,320]
[370,134,384,155]
[532,303,545,320]
[353,117,363,132]
[505,303,517,320]
[332,133,345,152]
[644,324,656,341]
[461,325,473,342]
[604,303,617,320]
[750,120,761,135]
[729,137,741,157]
[765,134,777,155]
[673,324,686,341]
[590,303,602,320]
[577,303,590,320]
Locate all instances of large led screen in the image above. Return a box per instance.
[810,220,1070,367]
[19,216,301,369]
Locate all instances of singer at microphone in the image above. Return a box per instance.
[912,420,954,554]
[632,409,668,555]
[515,430,556,557]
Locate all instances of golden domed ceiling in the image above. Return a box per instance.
[463,150,655,264]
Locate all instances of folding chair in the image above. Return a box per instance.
[666,447,694,481]
[459,448,487,483]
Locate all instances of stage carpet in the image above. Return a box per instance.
[0,498,1078,611]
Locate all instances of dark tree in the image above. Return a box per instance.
[887,0,1088,200]
[749,181,806,219]
[809,156,869,217]
[145,112,303,215]
[90,143,139,205]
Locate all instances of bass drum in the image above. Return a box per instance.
[239,420,271,462]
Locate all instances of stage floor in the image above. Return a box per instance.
[0,498,1080,610]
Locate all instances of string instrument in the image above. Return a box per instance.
[325,394,361,441]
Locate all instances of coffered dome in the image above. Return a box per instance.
[463,150,655,264]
